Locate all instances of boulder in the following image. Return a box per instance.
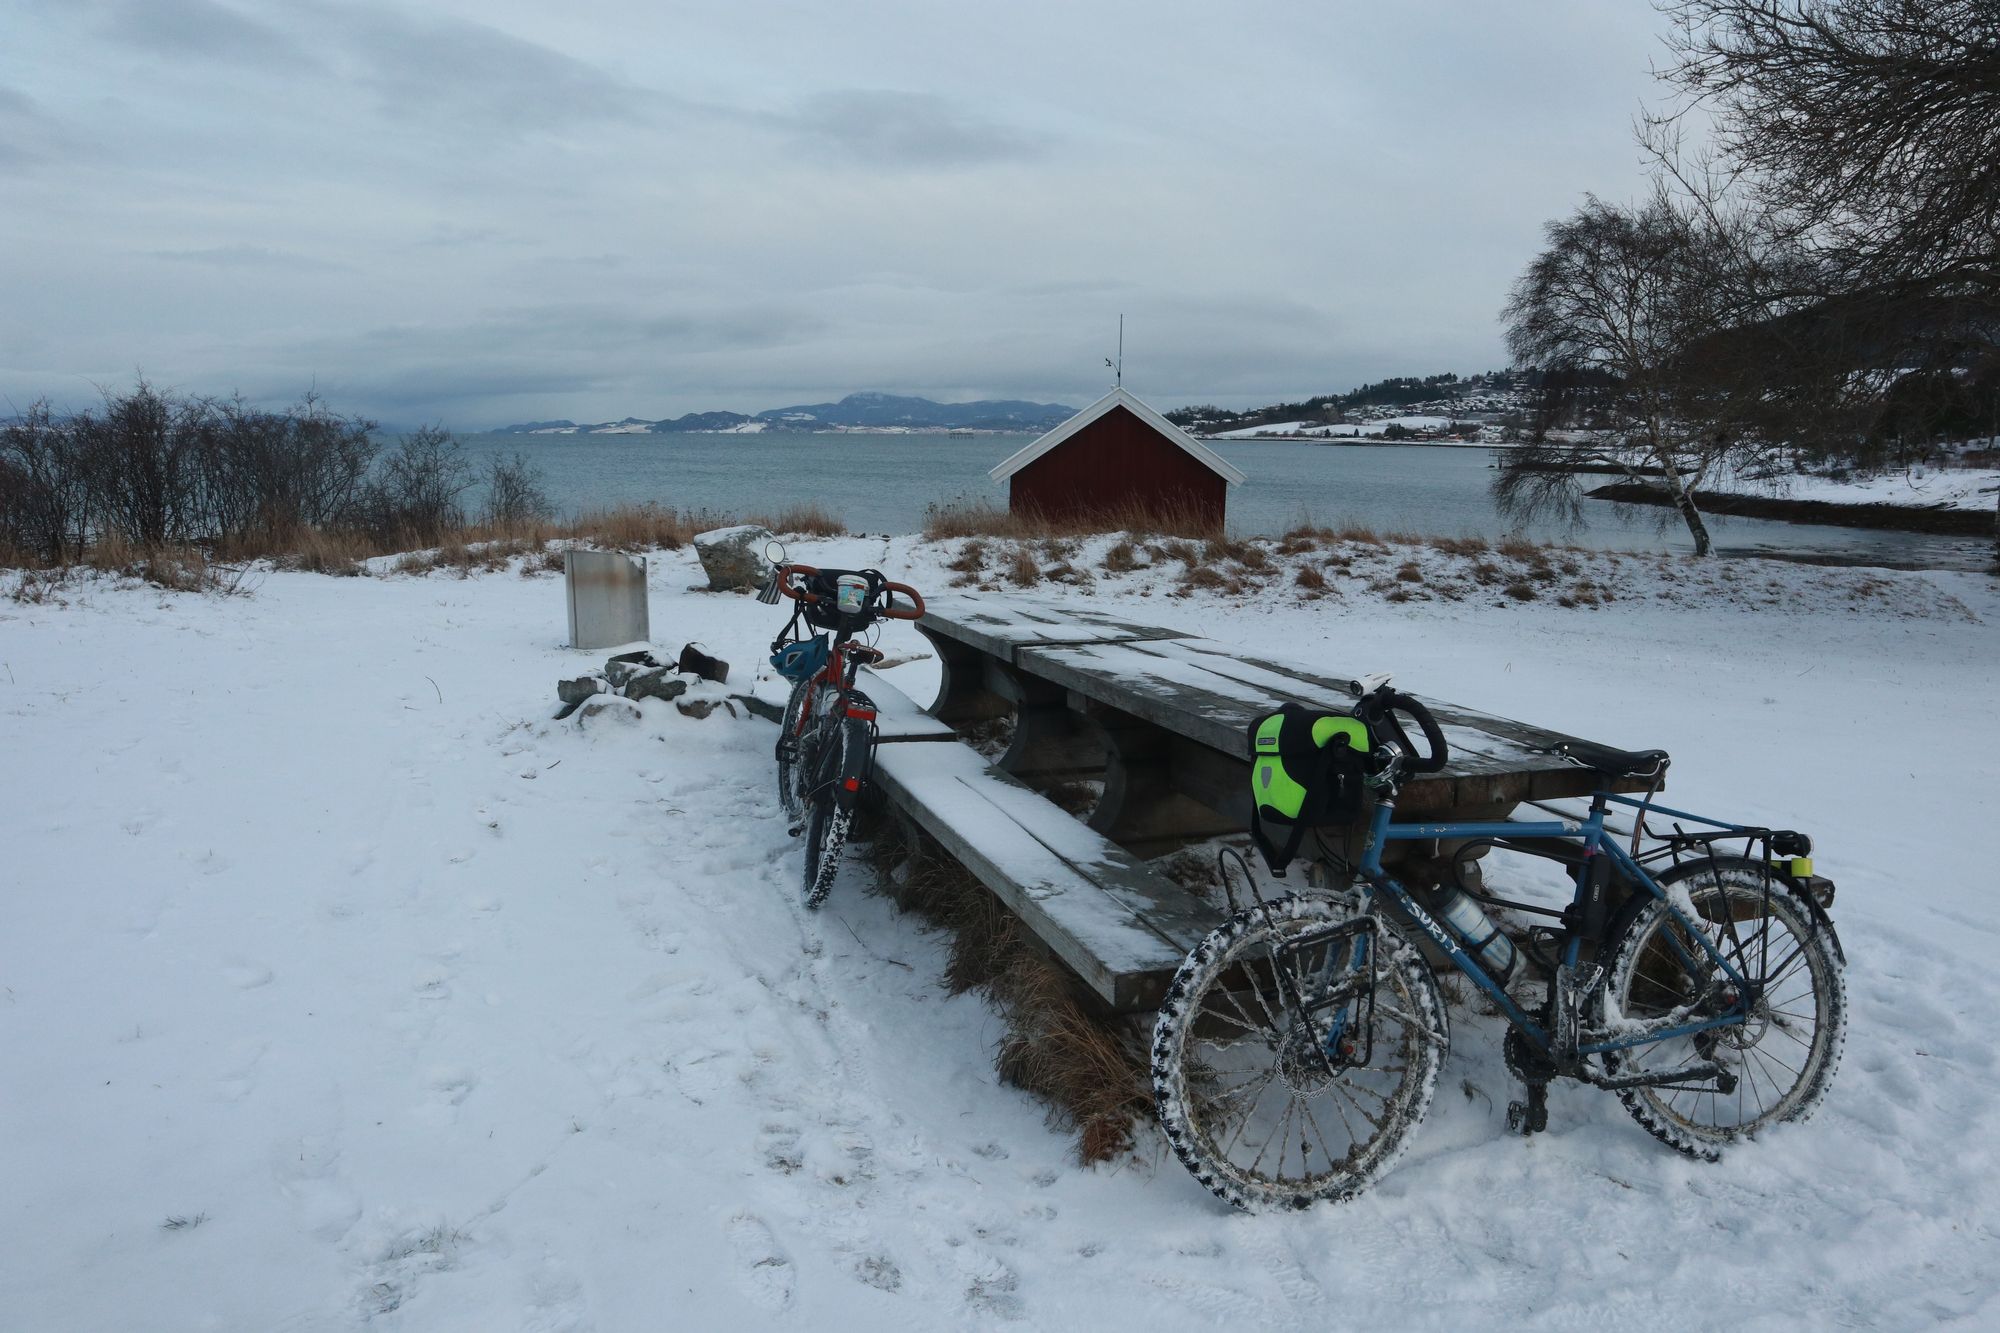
[675,697,736,720]
[575,696,643,727]
[692,524,776,592]
[623,667,689,704]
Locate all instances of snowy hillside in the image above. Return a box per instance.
[3,540,1997,1329]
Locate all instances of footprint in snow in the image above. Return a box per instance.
[725,1214,795,1311]
[222,960,274,990]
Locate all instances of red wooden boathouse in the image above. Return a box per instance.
[988,387,1246,532]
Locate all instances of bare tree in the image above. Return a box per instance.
[1655,1,2000,302]
[1498,190,1793,554]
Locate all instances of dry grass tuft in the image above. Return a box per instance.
[1294,564,1327,591]
[921,497,1220,541]
[1102,540,1141,573]
[1503,578,1539,601]
[1394,560,1426,584]
[1005,547,1040,588]
[746,501,846,537]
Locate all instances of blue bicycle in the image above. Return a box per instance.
[1151,681,1847,1212]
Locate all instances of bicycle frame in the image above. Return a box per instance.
[1329,785,1760,1069]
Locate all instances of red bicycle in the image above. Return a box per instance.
[762,559,925,907]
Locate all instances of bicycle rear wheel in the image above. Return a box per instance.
[1152,895,1448,1211]
[1600,858,1845,1158]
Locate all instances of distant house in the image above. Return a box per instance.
[988,387,1246,532]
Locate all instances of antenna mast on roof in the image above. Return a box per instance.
[1104,313,1123,388]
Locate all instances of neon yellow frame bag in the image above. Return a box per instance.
[1249,703,1371,876]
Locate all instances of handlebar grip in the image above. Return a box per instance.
[881,581,926,620]
[1385,690,1449,773]
[778,563,821,601]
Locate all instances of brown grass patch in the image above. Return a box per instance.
[947,540,988,574]
[1503,578,1539,601]
[1394,560,1425,584]
[1294,564,1326,591]
[1427,534,1490,557]
[1102,540,1140,573]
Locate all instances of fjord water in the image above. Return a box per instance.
[454,431,1986,570]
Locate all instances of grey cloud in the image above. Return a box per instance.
[0,86,54,170]
[782,90,1048,169]
[309,4,645,136]
[150,244,344,270]
[100,0,311,68]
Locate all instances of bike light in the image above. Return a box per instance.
[843,778,860,792]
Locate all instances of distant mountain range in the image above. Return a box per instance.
[499,391,1077,436]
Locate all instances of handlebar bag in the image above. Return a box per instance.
[1248,704,1371,877]
[800,568,874,631]
[771,634,830,682]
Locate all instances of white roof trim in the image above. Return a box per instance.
[987,387,1248,487]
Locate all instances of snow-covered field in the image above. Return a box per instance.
[4,537,1997,1330]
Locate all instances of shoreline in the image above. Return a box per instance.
[1587,481,1996,537]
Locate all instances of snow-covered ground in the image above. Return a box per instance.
[1212,415,1467,440]
[1776,463,2000,513]
[4,537,1997,1330]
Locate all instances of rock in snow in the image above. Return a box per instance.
[693,524,776,592]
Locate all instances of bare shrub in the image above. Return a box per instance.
[361,426,473,547]
[482,451,553,529]
[0,400,88,564]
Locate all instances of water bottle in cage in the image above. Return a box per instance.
[1432,855,1520,989]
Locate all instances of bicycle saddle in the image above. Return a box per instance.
[1551,740,1669,779]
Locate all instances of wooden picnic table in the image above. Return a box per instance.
[914,593,1654,856]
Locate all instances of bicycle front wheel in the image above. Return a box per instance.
[1600,858,1845,1158]
[775,677,813,821]
[800,717,866,910]
[1152,895,1448,1212]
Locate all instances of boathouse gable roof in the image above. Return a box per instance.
[987,387,1248,487]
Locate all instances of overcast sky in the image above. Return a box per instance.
[1,0,1680,427]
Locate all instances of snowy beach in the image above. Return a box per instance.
[4,537,1997,1330]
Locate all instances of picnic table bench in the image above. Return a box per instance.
[772,595,1657,1013]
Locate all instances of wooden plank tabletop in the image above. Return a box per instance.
[917,593,1195,664]
[1017,636,1646,802]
